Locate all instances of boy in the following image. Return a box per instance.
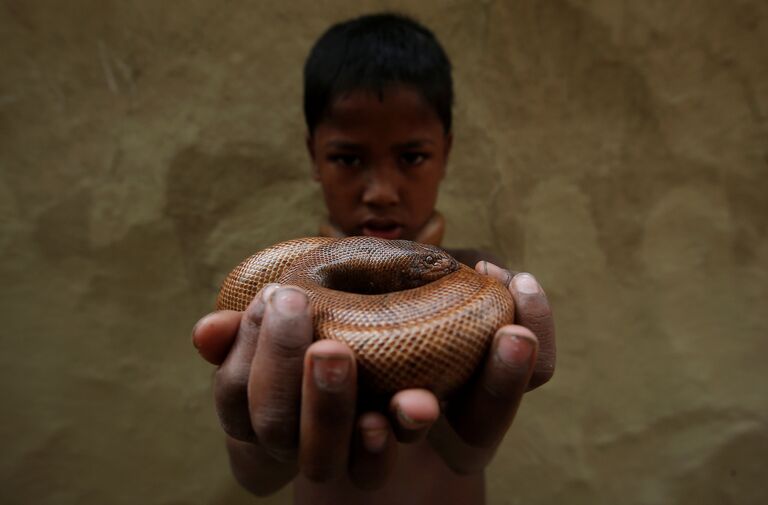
[192,13,555,504]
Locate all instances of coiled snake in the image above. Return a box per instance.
[217,236,515,397]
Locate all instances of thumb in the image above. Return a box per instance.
[192,310,243,365]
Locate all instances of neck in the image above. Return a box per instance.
[319,212,445,246]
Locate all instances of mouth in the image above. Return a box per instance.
[361,219,403,240]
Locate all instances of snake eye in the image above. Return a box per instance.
[424,255,435,265]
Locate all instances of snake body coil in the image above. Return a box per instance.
[217,236,515,397]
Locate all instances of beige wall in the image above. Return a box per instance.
[1,1,766,503]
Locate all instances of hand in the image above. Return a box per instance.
[427,262,556,474]
[192,285,442,494]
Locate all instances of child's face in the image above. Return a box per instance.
[307,85,451,241]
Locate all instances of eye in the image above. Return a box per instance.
[329,154,363,168]
[400,152,427,167]
[424,255,435,265]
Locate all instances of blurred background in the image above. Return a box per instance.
[1,1,766,504]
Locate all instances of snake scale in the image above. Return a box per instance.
[217,236,515,398]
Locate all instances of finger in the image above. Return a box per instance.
[249,286,314,462]
[446,326,537,448]
[226,435,298,496]
[508,273,555,390]
[348,412,397,490]
[477,262,556,390]
[192,310,242,365]
[214,285,277,441]
[389,389,440,444]
[299,340,357,482]
[476,260,516,287]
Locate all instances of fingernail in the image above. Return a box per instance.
[269,287,307,316]
[312,354,350,391]
[362,428,388,454]
[514,273,541,295]
[396,408,428,431]
[261,283,280,302]
[496,332,535,366]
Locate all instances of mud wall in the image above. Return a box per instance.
[1,1,766,504]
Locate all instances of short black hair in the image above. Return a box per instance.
[303,13,454,134]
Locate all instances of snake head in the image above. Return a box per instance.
[406,243,459,285]
[306,237,461,294]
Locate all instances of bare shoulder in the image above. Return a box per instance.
[443,248,505,270]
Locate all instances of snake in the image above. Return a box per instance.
[216,236,515,398]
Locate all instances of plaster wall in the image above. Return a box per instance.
[1,1,766,504]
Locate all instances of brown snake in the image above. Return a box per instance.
[217,236,515,398]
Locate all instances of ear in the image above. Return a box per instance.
[306,132,320,181]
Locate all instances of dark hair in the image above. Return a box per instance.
[303,13,454,134]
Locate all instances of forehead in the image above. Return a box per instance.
[316,86,444,140]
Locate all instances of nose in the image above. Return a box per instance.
[362,166,400,207]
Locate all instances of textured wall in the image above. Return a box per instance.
[1,1,766,504]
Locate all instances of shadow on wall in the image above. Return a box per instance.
[672,427,768,504]
[164,141,313,291]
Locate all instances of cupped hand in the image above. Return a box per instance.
[192,285,441,492]
[192,262,555,486]
[427,262,556,474]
